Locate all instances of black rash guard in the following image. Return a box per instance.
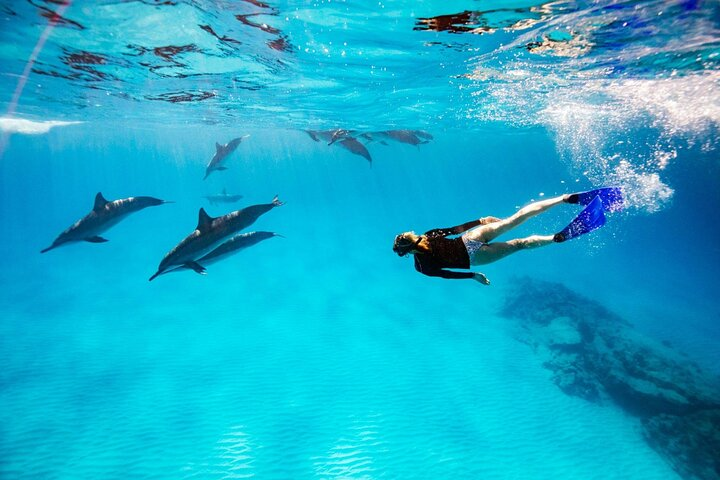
[413,219,483,279]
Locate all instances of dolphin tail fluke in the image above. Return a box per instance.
[272,195,284,207]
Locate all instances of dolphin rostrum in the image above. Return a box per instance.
[41,192,170,254]
[148,195,283,281]
[204,135,249,180]
[171,231,280,274]
[203,188,244,205]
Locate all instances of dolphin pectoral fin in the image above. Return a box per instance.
[216,166,228,171]
[85,236,109,243]
[184,261,206,275]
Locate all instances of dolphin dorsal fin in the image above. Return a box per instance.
[93,192,109,211]
[215,142,222,152]
[197,208,214,231]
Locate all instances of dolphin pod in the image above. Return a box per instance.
[41,192,170,253]
[305,129,433,165]
[148,195,284,281]
[204,135,250,180]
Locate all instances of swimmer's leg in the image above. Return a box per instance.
[465,195,566,243]
[468,235,555,265]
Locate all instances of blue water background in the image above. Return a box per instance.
[1,124,718,478]
[1,0,720,478]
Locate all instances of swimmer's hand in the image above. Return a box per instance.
[472,272,490,285]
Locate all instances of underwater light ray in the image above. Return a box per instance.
[0,1,72,159]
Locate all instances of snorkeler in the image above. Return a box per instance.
[392,187,623,285]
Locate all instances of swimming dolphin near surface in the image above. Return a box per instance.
[203,188,243,205]
[327,129,356,145]
[337,137,372,164]
[365,130,432,146]
[305,129,372,164]
[41,192,170,253]
[171,231,280,274]
[148,195,284,281]
[204,135,249,180]
[305,129,353,144]
[305,130,335,142]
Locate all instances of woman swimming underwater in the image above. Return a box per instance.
[392,188,623,285]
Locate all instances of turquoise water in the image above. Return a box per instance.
[1,1,719,479]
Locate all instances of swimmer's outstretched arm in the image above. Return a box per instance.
[414,257,490,284]
[420,268,490,284]
[425,216,501,237]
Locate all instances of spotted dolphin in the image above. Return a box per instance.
[204,135,249,180]
[306,129,372,164]
[337,137,372,164]
[172,231,280,274]
[203,188,243,205]
[305,130,334,142]
[148,195,283,281]
[367,130,432,146]
[41,192,170,253]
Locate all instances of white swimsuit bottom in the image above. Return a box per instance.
[461,233,488,260]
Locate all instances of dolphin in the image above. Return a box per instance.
[371,130,431,146]
[306,129,372,164]
[204,135,249,180]
[305,129,349,144]
[203,188,243,205]
[148,195,283,281]
[305,130,334,142]
[171,231,280,274]
[337,137,372,164]
[414,130,434,141]
[327,129,355,145]
[41,192,170,253]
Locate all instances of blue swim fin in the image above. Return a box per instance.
[568,187,624,212]
[555,196,606,242]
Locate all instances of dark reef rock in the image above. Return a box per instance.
[501,278,720,480]
[643,410,720,480]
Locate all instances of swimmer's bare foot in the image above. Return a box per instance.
[473,272,491,285]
